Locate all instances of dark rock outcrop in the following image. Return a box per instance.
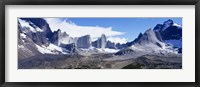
[106,41,116,49]
[153,19,182,41]
[92,34,107,49]
[75,35,92,48]
[20,18,53,39]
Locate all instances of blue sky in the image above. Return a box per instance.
[45,18,182,44]
[67,18,182,42]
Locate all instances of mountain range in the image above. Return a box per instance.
[18,18,182,60]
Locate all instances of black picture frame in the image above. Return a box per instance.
[0,0,199,87]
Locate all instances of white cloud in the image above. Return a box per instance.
[44,18,125,39]
[107,37,128,44]
[44,18,66,23]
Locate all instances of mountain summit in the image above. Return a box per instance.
[135,28,164,48]
[153,19,182,48]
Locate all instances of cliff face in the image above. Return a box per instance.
[75,35,92,48]
[106,41,116,49]
[18,18,48,59]
[153,19,182,41]
[51,29,74,46]
[136,29,164,48]
[92,34,107,49]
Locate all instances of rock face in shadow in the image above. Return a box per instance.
[18,18,48,59]
[153,19,182,47]
[75,35,92,48]
[115,33,143,49]
[154,31,163,42]
[106,41,116,49]
[51,29,74,46]
[20,18,53,39]
[18,18,51,46]
[92,34,107,49]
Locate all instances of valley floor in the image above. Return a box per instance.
[18,53,182,69]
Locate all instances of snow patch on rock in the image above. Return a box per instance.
[97,48,119,53]
[36,44,67,54]
[20,33,26,38]
[173,23,182,28]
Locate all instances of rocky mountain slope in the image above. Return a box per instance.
[18,18,119,59]
[153,19,182,48]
